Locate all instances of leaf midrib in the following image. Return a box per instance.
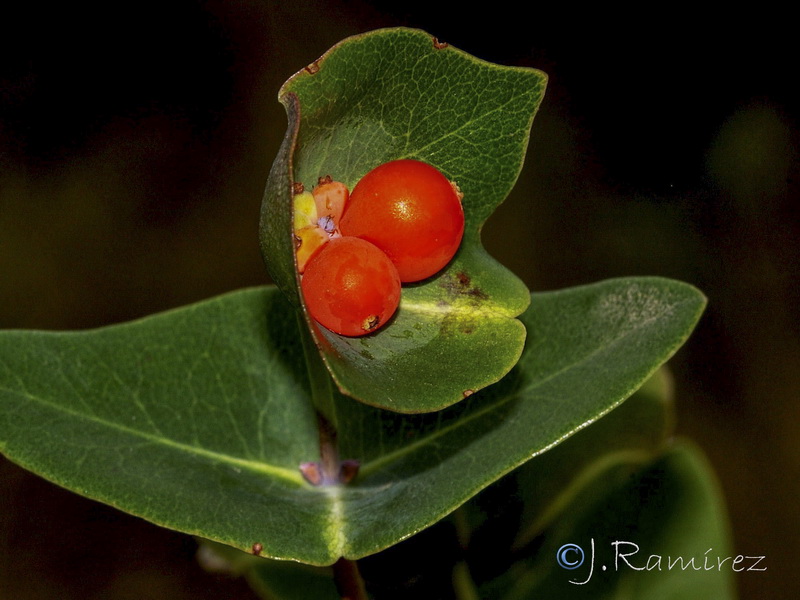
[399,298,519,319]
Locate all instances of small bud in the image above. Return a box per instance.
[295,226,329,273]
[299,461,324,486]
[313,180,349,229]
[339,460,360,484]
[293,191,318,232]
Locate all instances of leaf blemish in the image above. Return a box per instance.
[432,37,449,49]
[439,271,490,301]
[251,542,263,556]
[466,288,489,300]
[305,61,320,74]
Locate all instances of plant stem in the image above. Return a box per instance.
[316,411,341,484]
[451,508,479,600]
[332,557,369,600]
[296,314,347,482]
[452,506,472,550]
[295,317,366,596]
[452,561,480,600]
[296,313,339,430]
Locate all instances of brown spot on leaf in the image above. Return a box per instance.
[433,37,449,49]
[439,271,489,300]
[466,287,489,300]
[251,543,263,556]
[293,181,305,195]
[463,389,475,398]
[305,61,320,74]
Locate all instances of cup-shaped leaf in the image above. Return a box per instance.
[0,277,705,566]
[260,28,547,412]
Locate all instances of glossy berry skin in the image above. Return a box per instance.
[301,237,401,337]
[339,159,464,282]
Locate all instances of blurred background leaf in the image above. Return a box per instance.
[1,2,795,599]
[481,441,737,600]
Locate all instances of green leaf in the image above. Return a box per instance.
[260,27,546,412]
[0,277,704,566]
[485,442,737,600]
[512,367,675,547]
[453,366,676,569]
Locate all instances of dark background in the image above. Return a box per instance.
[1,2,797,598]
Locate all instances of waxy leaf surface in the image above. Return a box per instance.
[0,277,704,565]
[260,28,546,412]
[457,367,675,562]
[511,367,675,547]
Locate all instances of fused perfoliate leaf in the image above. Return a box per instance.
[0,277,705,565]
[260,28,547,412]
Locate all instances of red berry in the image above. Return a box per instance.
[301,237,401,337]
[339,159,464,282]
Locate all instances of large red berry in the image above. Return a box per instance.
[301,236,401,337]
[339,159,464,282]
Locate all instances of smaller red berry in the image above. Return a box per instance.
[301,237,401,337]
